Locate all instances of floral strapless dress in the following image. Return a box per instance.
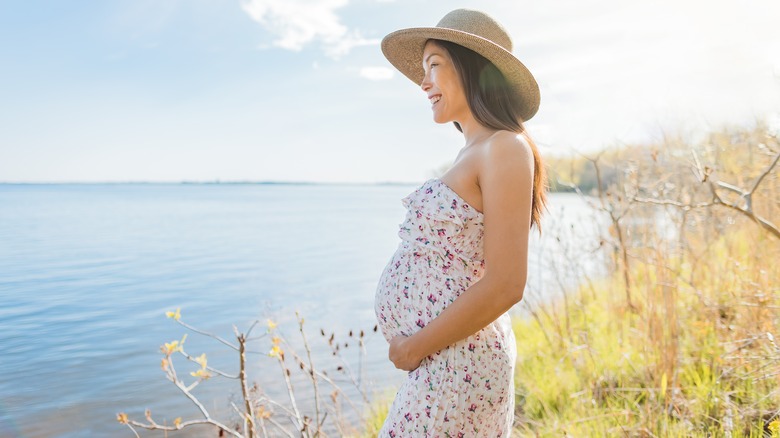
[374,178,516,438]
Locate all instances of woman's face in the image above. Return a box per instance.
[420,40,469,125]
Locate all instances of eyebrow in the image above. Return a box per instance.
[423,52,442,65]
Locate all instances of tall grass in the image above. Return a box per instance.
[514,227,779,436]
[515,122,780,437]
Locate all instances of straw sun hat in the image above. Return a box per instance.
[381,8,540,121]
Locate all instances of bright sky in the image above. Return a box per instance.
[2,0,779,183]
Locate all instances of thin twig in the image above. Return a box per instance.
[245,319,261,339]
[747,148,779,196]
[296,312,322,437]
[632,197,714,210]
[711,188,780,238]
[127,418,242,436]
[165,354,242,436]
[179,350,239,379]
[177,319,239,350]
[276,351,304,433]
[266,415,297,438]
[123,423,141,438]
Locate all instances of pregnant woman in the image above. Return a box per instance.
[374,9,547,437]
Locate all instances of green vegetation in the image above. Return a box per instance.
[513,228,780,436]
[356,390,394,438]
[514,122,780,436]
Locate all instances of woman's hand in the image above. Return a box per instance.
[388,335,423,371]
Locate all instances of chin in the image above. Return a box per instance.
[432,114,451,125]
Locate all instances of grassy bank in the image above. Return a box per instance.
[513,123,780,436]
[513,227,779,436]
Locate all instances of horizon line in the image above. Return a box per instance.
[0,180,424,186]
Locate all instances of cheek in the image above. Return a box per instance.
[430,71,441,87]
[444,73,462,97]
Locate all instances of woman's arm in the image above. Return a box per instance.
[389,132,535,371]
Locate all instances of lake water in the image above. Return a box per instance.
[0,184,603,437]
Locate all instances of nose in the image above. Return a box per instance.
[420,70,431,92]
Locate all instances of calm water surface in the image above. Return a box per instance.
[0,184,601,437]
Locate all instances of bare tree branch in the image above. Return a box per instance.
[711,190,780,239]
[176,319,239,351]
[749,149,780,196]
[704,149,780,239]
[234,327,257,438]
[633,197,714,211]
[179,349,239,379]
[127,418,241,436]
[642,148,780,239]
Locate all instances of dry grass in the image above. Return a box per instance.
[513,122,780,437]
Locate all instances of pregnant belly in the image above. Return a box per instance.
[374,243,475,343]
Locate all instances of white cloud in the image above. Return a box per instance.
[324,30,380,58]
[359,66,394,81]
[241,0,378,58]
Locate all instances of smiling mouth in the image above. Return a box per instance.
[429,95,441,105]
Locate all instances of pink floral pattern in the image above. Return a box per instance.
[374,178,516,437]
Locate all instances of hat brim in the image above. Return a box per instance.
[381,27,540,122]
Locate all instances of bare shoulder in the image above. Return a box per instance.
[477,130,534,176]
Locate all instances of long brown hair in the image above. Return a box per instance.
[432,39,547,232]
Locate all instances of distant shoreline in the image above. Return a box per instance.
[0,181,424,186]
[0,181,582,192]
